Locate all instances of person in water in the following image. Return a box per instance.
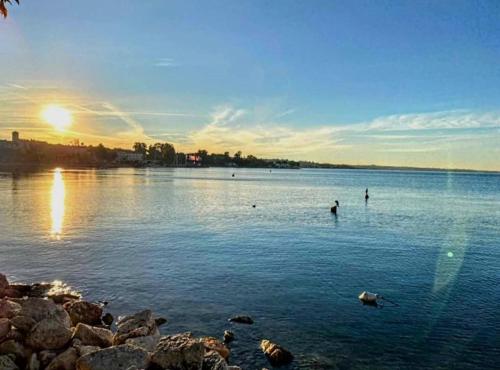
[365,188,369,201]
[331,200,339,214]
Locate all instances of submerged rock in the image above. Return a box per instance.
[73,323,113,348]
[76,344,149,370]
[260,340,293,367]
[228,316,253,325]
[66,301,103,326]
[150,332,204,370]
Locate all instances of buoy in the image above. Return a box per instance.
[358,291,379,303]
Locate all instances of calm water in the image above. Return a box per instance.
[1,167,499,369]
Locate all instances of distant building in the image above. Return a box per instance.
[116,150,144,162]
[12,131,19,142]
[186,153,202,167]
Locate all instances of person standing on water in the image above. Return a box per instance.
[331,200,339,215]
[365,188,369,201]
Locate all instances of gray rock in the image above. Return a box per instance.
[260,340,293,367]
[75,344,100,357]
[26,317,72,350]
[150,332,204,370]
[0,318,10,339]
[76,344,149,370]
[202,351,228,370]
[0,299,21,319]
[73,323,113,348]
[46,347,78,370]
[15,298,71,327]
[125,335,160,352]
[0,355,19,370]
[113,310,157,345]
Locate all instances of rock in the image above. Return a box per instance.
[73,323,113,348]
[125,335,160,352]
[101,313,113,326]
[0,318,11,339]
[228,316,253,325]
[227,367,241,370]
[66,301,103,326]
[46,347,78,370]
[150,332,204,370]
[38,351,58,368]
[5,328,23,342]
[260,340,293,367]
[113,310,157,345]
[76,344,149,370]
[27,353,40,370]
[0,274,8,296]
[15,298,71,327]
[0,340,28,363]
[202,350,228,370]
[29,283,54,298]
[10,315,37,333]
[26,317,72,350]
[223,331,234,343]
[0,299,21,319]
[154,317,167,327]
[201,337,230,360]
[48,293,81,305]
[5,284,31,298]
[0,355,19,370]
[75,344,100,357]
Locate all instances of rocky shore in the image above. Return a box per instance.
[0,274,293,370]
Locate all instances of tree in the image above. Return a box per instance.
[160,142,176,165]
[1,0,19,18]
[133,142,147,156]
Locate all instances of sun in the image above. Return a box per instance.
[42,105,73,131]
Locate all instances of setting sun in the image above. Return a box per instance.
[42,105,72,131]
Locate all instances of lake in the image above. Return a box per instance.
[1,167,499,369]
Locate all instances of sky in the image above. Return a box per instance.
[1,0,499,170]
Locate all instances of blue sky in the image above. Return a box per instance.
[1,0,499,170]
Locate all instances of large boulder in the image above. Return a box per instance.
[200,337,230,360]
[4,284,31,298]
[26,317,72,350]
[15,298,71,327]
[150,332,204,370]
[0,318,11,339]
[260,340,293,367]
[113,310,157,345]
[46,347,78,370]
[10,315,37,333]
[65,301,103,326]
[73,323,113,348]
[0,355,19,370]
[0,299,21,319]
[76,344,149,370]
[202,351,228,370]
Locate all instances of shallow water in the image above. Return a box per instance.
[1,167,499,369]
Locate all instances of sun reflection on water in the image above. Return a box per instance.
[50,168,65,239]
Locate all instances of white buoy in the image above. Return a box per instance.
[358,291,379,303]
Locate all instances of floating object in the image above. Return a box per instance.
[252,204,256,208]
[232,173,235,177]
[358,291,379,304]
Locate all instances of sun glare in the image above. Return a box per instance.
[42,105,73,131]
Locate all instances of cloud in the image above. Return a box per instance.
[154,58,178,67]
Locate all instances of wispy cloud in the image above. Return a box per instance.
[154,58,178,67]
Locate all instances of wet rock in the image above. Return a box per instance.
[10,315,37,333]
[29,283,54,298]
[260,340,293,367]
[48,293,81,305]
[27,353,40,370]
[0,340,28,363]
[0,299,21,319]
[125,335,160,352]
[228,315,253,325]
[101,313,113,326]
[223,331,234,343]
[73,323,113,348]
[66,301,103,326]
[150,332,204,370]
[201,337,230,360]
[46,347,78,370]
[0,274,8,296]
[113,310,157,345]
[0,318,11,339]
[76,344,149,370]
[202,350,228,370]
[0,355,19,370]
[26,317,73,350]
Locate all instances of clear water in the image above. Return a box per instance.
[0,167,499,369]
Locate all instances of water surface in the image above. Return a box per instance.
[1,168,499,369]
